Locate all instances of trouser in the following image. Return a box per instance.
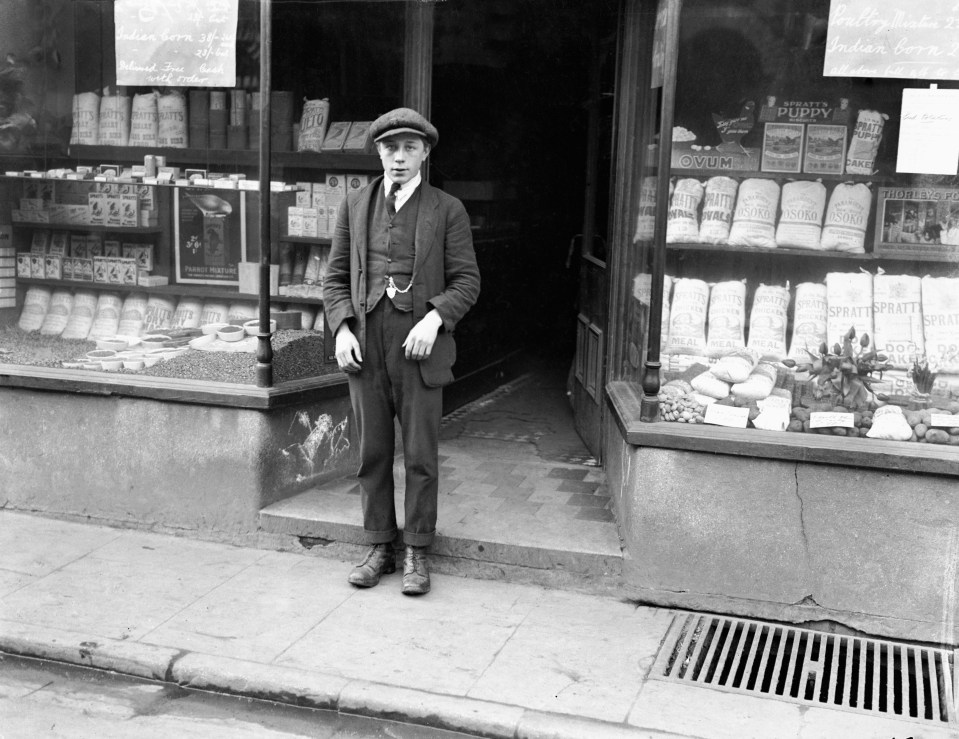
[347,298,442,547]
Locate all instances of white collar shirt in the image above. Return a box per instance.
[384,173,421,213]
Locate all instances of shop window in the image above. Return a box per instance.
[0,0,404,389]
[623,0,959,448]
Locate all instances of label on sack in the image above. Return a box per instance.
[810,412,855,428]
[931,414,959,428]
[704,404,750,428]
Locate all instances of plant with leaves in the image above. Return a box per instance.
[910,356,938,396]
[782,327,893,409]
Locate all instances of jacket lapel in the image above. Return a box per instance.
[354,176,382,272]
[414,183,439,272]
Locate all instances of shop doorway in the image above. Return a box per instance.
[430,1,618,460]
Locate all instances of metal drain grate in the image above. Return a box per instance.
[650,611,959,726]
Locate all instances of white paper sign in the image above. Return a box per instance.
[752,395,793,432]
[931,413,959,427]
[704,404,750,428]
[897,88,959,174]
[115,0,238,87]
[810,412,856,428]
[825,1,959,80]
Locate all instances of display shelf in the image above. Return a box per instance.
[668,168,886,183]
[15,278,325,306]
[666,242,959,263]
[11,222,163,234]
[278,235,332,245]
[66,145,381,172]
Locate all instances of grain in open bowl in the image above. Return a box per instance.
[217,325,246,342]
[86,349,118,361]
[96,337,131,352]
[201,322,230,336]
[140,335,171,350]
[243,319,277,336]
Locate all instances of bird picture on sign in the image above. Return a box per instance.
[174,188,246,285]
[712,100,756,154]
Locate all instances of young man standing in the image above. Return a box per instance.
[324,108,480,595]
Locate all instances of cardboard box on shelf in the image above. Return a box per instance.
[43,255,62,280]
[321,121,351,151]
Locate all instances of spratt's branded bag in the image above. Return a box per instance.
[920,275,959,373]
[846,109,888,175]
[821,183,871,253]
[61,290,98,340]
[826,271,874,349]
[747,283,790,361]
[39,290,74,336]
[88,292,123,340]
[633,176,659,242]
[98,93,131,147]
[18,287,52,332]
[788,282,828,361]
[698,176,738,245]
[632,273,672,352]
[665,278,709,356]
[873,271,923,369]
[728,178,780,248]
[117,293,149,337]
[665,178,704,243]
[142,295,177,334]
[775,180,826,249]
[157,91,188,148]
[173,297,203,329]
[705,279,747,357]
[128,92,159,147]
[70,92,100,145]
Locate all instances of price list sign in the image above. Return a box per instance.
[115,0,238,87]
[824,1,959,80]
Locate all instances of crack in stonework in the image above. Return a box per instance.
[794,464,810,559]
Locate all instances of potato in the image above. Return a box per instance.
[925,429,950,444]
[904,411,923,427]
[914,423,928,439]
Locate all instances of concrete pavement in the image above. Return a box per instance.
[1,510,955,739]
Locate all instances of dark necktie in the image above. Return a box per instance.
[386,180,401,217]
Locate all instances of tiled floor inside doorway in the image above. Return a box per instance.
[260,354,623,591]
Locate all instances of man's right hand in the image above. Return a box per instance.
[335,324,363,372]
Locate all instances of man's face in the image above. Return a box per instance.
[377,135,430,185]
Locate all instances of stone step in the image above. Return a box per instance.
[259,476,625,597]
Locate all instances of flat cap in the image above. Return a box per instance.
[370,107,438,147]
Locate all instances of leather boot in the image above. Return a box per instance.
[348,543,396,587]
[401,545,430,595]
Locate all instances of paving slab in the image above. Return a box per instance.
[141,551,358,664]
[275,574,541,696]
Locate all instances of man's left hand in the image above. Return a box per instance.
[403,309,443,361]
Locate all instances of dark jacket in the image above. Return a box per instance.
[324,176,480,387]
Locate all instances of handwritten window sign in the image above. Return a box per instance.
[809,412,856,429]
[115,0,238,87]
[703,404,750,428]
[896,87,959,174]
[825,1,959,80]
